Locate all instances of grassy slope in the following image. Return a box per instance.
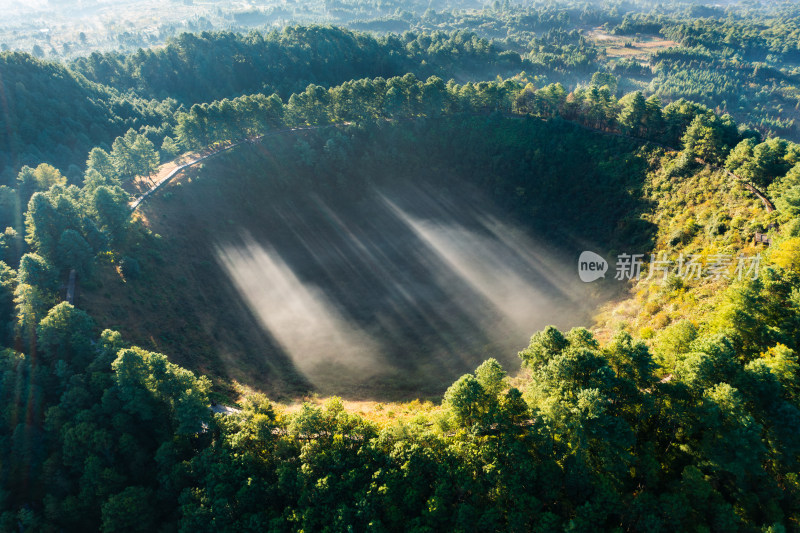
[594,152,772,350]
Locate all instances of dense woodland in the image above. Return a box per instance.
[70,27,526,103]
[5,1,800,179]
[0,53,174,183]
[0,27,524,181]
[2,1,800,531]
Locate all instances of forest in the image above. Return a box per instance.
[2,1,800,531]
[5,0,800,179]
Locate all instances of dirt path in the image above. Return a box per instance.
[65,269,77,304]
[719,167,775,212]
[129,143,240,210]
[129,126,317,211]
[125,149,208,196]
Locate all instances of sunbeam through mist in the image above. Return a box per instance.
[212,183,602,395]
[216,234,385,390]
[384,197,591,336]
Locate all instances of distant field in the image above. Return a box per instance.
[0,0,306,59]
[585,27,678,62]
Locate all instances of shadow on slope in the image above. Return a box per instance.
[213,182,599,397]
[82,116,657,400]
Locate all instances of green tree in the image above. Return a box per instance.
[653,319,698,371]
[474,358,507,396]
[86,147,118,181]
[90,186,130,244]
[643,95,664,138]
[682,114,729,164]
[36,302,94,365]
[661,98,710,147]
[0,227,22,263]
[755,344,799,401]
[617,91,647,136]
[82,169,111,194]
[0,261,16,336]
[17,164,66,204]
[590,72,618,94]
[25,192,68,260]
[605,331,656,389]
[444,373,491,428]
[160,136,180,159]
[174,109,206,151]
[14,283,51,346]
[111,129,158,180]
[518,325,569,369]
[727,138,792,188]
[17,252,58,292]
[56,229,93,276]
[131,134,160,178]
[101,487,156,533]
[112,347,211,434]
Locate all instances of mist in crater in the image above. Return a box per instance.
[214,183,602,395]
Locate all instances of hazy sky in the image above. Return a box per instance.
[0,0,48,10]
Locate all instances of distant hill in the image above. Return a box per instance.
[0,27,528,180]
[70,26,527,103]
[0,52,173,183]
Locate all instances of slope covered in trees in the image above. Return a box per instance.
[352,2,800,141]
[71,26,527,103]
[5,81,800,528]
[7,0,800,182]
[4,312,799,531]
[64,68,794,397]
[0,26,525,179]
[0,52,174,183]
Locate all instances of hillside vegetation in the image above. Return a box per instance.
[71,27,525,103]
[6,0,800,179]
[0,53,174,182]
[0,26,525,179]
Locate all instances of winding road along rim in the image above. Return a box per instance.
[129,116,775,213]
[129,126,317,211]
